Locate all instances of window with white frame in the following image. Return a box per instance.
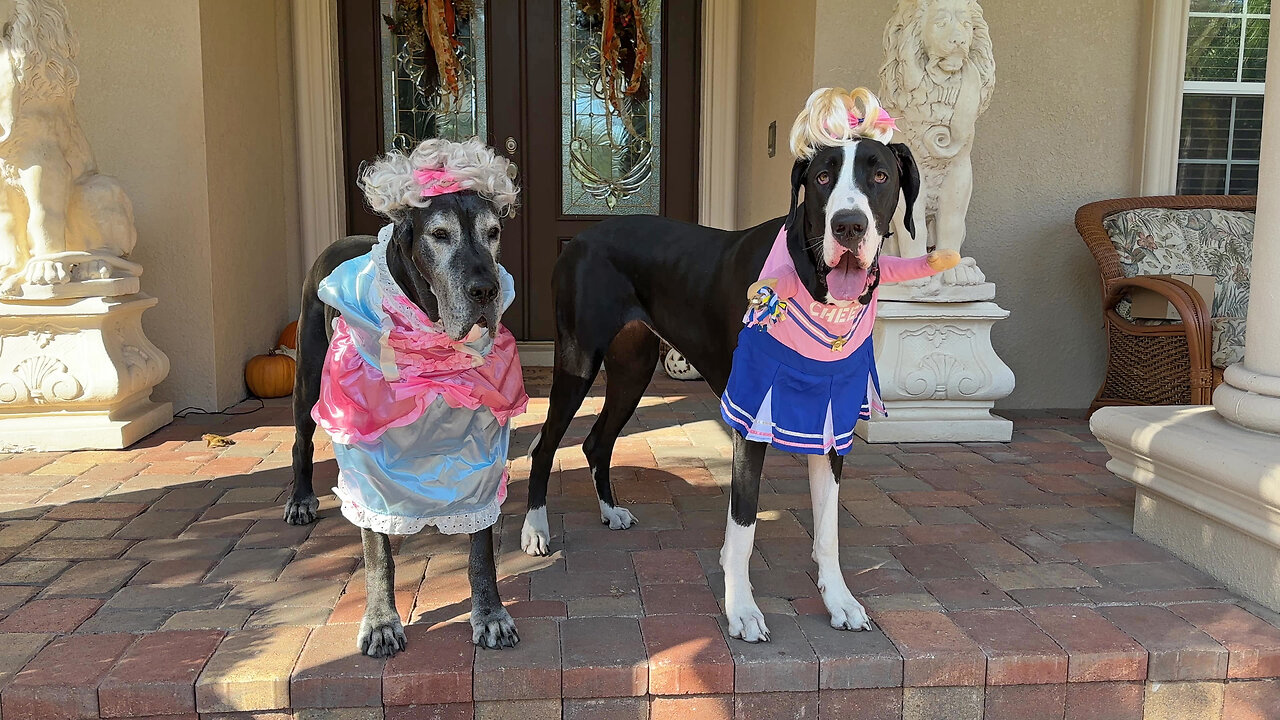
[1178,0,1270,195]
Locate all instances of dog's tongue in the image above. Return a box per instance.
[826,255,867,302]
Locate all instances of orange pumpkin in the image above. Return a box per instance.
[278,321,298,350]
[245,350,295,398]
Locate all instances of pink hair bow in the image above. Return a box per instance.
[413,167,464,198]
[850,107,899,137]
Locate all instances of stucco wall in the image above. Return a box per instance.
[737,0,1147,408]
[199,0,297,410]
[73,0,219,408]
[70,0,298,410]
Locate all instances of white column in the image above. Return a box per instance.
[291,0,347,270]
[1139,0,1190,195]
[698,0,740,230]
[1213,28,1280,434]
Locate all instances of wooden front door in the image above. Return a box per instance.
[337,0,701,340]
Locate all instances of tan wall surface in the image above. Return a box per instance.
[200,0,296,410]
[70,0,298,411]
[791,0,1146,407]
[72,0,219,408]
[736,0,818,229]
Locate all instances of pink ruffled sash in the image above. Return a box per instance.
[313,291,528,447]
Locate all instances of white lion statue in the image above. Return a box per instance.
[0,0,139,297]
[878,0,995,290]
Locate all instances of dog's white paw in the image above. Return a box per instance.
[521,507,550,556]
[599,500,637,530]
[726,597,770,643]
[822,585,872,632]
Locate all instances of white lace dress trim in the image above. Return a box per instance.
[333,475,503,536]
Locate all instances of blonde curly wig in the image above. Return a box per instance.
[358,137,520,219]
[788,87,894,160]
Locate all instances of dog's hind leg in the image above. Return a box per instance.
[357,528,406,657]
[522,345,604,556]
[285,303,327,525]
[584,321,659,529]
[809,452,871,631]
[469,526,519,649]
[722,433,770,643]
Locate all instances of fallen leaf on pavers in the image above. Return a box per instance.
[202,433,236,448]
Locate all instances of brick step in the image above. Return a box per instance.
[2,602,1278,719]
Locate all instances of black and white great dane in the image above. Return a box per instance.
[520,138,922,642]
[285,191,519,656]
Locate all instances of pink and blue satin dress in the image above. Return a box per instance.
[312,225,528,535]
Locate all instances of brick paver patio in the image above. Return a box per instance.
[0,369,1275,719]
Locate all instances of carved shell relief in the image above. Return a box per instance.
[0,355,83,404]
[895,324,992,400]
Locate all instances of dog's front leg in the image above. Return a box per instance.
[809,453,871,631]
[357,528,406,657]
[721,434,769,642]
[469,526,519,649]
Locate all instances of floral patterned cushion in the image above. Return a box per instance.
[1212,316,1246,369]
[1103,207,1253,369]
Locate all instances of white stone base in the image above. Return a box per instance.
[857,403,1013,443]
[0,293,171,451]
[856,300,1015,443]
[1090,405,1280,612]
[879,280,997,303]
[0,398,173,452]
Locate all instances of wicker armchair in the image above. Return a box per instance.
[1076,194,1256,413]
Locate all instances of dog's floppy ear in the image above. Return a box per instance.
[786,157,810,231]
[391,213,414,250]
[890,143,921,241]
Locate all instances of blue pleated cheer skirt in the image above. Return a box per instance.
[720,326,883,456]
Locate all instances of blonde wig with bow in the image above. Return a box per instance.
[788,87,895,160]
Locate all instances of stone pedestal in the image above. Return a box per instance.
[856,300,1015,443]
[0,294,171,451]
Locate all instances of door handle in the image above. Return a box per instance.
[506,162,518,180]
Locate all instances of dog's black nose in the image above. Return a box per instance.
[831,210,868,241]
[468,279,499,304]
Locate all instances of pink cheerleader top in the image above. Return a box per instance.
[720,227,940,455]
[312,224,528,535]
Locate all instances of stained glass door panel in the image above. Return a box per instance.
[380,0,489,151]
[561,1,662,215]
[509,0,700,338]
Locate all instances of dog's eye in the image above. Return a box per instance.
[487,226,500,241]
[816,171,831,185]
[431,228,450,241]
[874,170,889,184]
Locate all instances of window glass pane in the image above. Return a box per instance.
[1243,18,1269,81]
[1229,164,1260,194]
[1249,0,1270,13]
[1192,0,1244,10]
[561,0,663,216]
[380,0,488,152]
[1232,96,1265,160]
[1186,16,1244,81]
[1178,163,1228,194]
[1179,95,1233,159]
